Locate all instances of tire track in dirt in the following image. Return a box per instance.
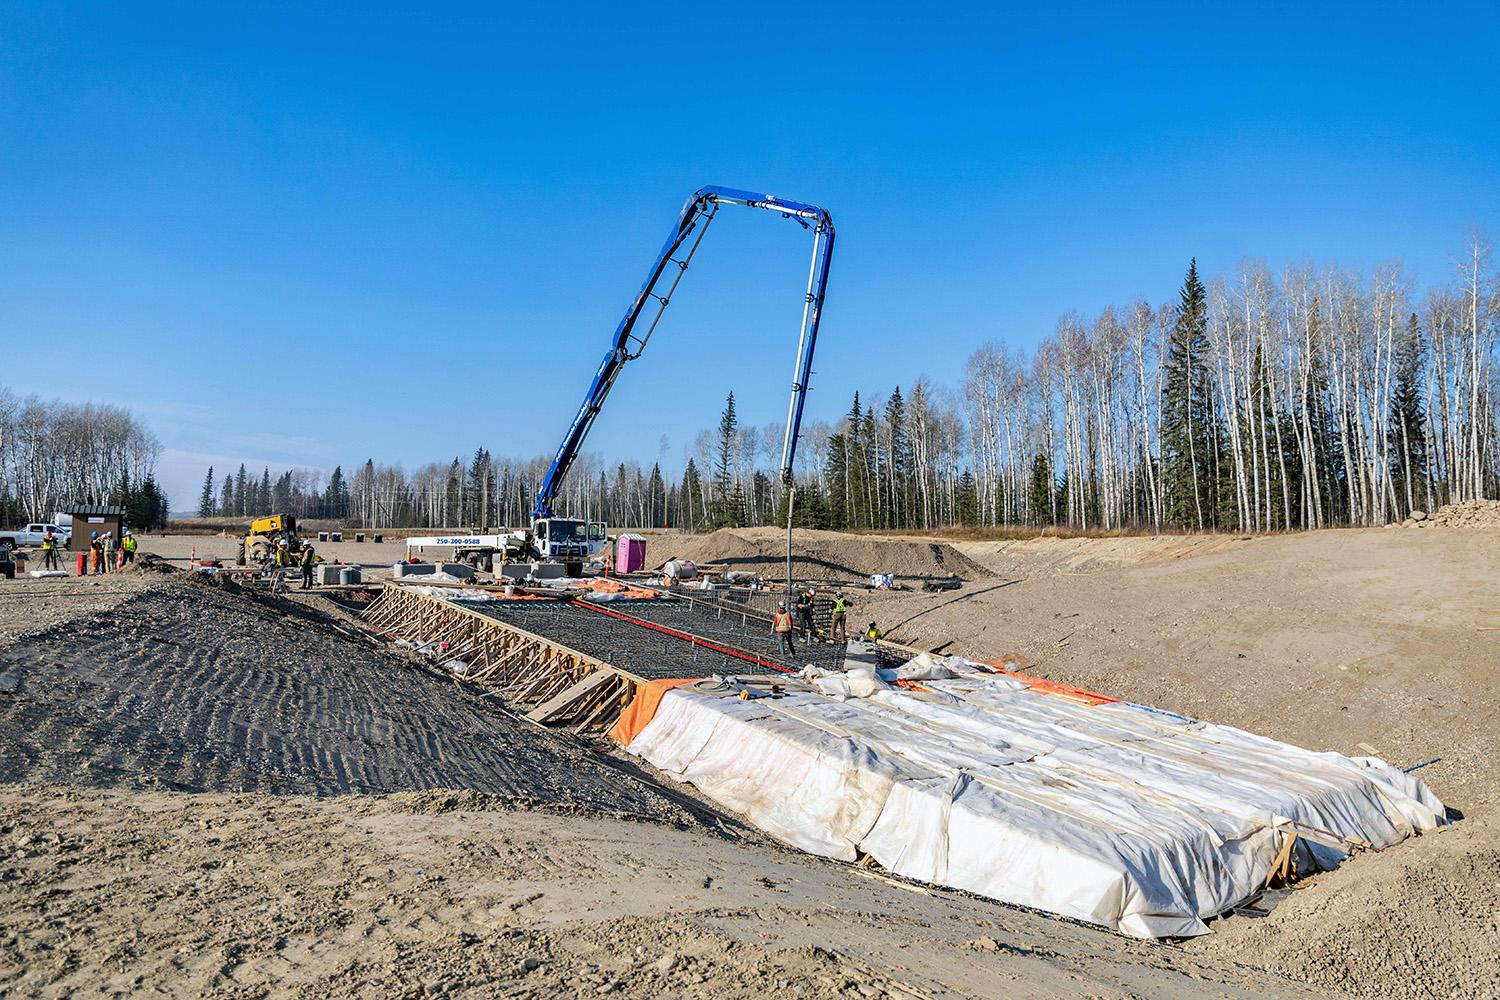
[0,579,702,823]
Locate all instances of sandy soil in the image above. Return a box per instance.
[658,527,992,583]
[3,524,1495,998]
[847,526,1499,999]
[135,532,411,577]
[0,574,1327,999]
[0,783,1331,1000]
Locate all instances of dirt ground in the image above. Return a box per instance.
[0,573,1324,999]
[851,526,1500,1000]
[134,532,412,577]
[656,527,992,583]
[1,524,1496,998]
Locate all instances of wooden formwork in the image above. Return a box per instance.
[361,584,640,734]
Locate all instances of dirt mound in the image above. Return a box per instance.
[656,527,993,582]
[1194,817,1500,1000]
[1402,499,1500,528]
[0,577,701,822]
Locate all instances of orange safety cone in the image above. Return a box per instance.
[189,545,197,570]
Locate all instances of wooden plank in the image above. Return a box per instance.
[526,667,619,723]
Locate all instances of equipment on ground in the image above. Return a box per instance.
[405,188,834,582]
[238,514,300,565]
[404,521,608,576]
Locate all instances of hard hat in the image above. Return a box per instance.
[777,601,786,609]
[278,540,288,547]
[835,590,844,597]
[90,531,98,538]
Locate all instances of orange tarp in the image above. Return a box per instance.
[608,678,701,747]
[988,663,1117,706]
[574,578,661,600]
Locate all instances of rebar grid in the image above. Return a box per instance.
[455,597,857,679]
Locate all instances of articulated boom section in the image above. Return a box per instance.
[532,185,835,519]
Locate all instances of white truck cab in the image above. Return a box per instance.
[530,518,608,562]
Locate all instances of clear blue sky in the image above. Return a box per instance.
[2,2,1497,510]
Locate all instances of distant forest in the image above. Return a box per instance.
[10,237,1495,536]
[0,392,170,529]
[190,238,1499,534]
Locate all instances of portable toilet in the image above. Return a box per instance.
[615,533,647,573]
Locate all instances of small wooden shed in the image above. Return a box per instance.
[63,505,126,552]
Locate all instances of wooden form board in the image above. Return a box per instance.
[361,584,639,734]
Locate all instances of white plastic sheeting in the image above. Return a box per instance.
[623,657,1446,938]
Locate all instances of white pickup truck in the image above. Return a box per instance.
[0,522,71,552]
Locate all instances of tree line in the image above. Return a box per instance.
[14,237,1494,537]
[195,238,1499,534]
[0,389,169,529]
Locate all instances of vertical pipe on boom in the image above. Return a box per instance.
[782,223,826,606]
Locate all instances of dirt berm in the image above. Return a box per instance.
[657,526,992,582]
[0,575,700,819]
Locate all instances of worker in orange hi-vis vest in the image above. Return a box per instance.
[772,600,797,658]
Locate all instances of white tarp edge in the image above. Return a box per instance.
[623,659,1446,938]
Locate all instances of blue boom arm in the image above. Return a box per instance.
[532,185,835,519]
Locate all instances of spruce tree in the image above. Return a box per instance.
[884,387,910,529]
[218,474,233,517]
[681,458,705,531]
[197,466,216,518]
[272,471,292,513]
[712,391,741,528]
[823,431,849,531]
[647,463,666,527]
[324,466,347,519]
[956,470,980,527]
[1390,312,1429,515]
[1027,453,1053,525]
[259,467,272,513]
[234,464,248,516]
[138,472,168,529]
[1160,259,1216,529]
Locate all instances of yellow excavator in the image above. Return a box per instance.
[237,514,300,565]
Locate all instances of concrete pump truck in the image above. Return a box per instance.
[406,186,834,581]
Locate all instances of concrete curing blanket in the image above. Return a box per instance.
[620,655,1446,938]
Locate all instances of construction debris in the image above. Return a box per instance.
[1402,499,1500,528]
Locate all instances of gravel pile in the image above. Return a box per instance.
[0,576,705,822]
[1401,499,1500,528]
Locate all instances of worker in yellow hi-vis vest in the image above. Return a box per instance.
[830,590,850,642]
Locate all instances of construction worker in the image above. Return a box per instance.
[274,539,293,568]
[864,621,884,641]
[773,600,796,658]
[121,530,137,566]
[830,590,850,642]
[100,532,115,574]
[299,540,316,589]
[795,588,817,641]
[88,531,102,575]
[40,528,59,571]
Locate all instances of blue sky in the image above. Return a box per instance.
[2,2,1498,510]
